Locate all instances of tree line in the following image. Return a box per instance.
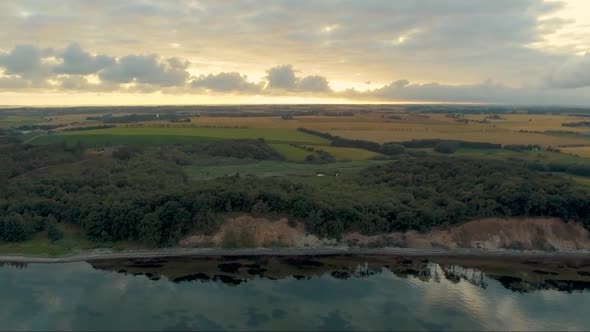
[1,142,589,246]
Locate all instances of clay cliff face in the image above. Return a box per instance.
[181,215,590,252]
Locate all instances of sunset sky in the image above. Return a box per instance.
[0,0,589,106]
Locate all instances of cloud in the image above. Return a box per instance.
[0,0,578,91]
[266,65,298,90]
[545,54,590,89]
[298,75,331,92]
[344,78,590,105]
[265,65,332,93]
[98,55,190,86]
[54,43,114,75]
[0,76,31,89]
[0,44,52,79]
[191,72,262,92]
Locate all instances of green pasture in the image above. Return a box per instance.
[270,143,311,161]
[30,127,330,146]
[307,145,382,160]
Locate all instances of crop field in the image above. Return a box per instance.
[561,146,590,158]
[461,113,590,133]
[184,160,387,180]
[0,115,42,128]
[329,128,590,146]
[182,113,590,147]
[30,134,222,146]
[30,127,330,146]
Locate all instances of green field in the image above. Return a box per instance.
[31,134,222,146]
[30,127,330,146]
[270,143,311,161]
[307,145,382,160]
[271,143,382,161]
[184,160,387,179]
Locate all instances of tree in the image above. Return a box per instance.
[434,141,460,154]
[138,212,162,246]
[47,222,64,243]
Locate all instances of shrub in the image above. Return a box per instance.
[434,141,460,154]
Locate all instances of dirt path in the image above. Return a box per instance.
[2,247,590,264]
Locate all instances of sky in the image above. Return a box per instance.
[0,0,589,106]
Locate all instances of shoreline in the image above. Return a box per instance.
[2,247,590,264]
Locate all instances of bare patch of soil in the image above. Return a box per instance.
[181,216,590,251]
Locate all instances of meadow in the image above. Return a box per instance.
[184,160,387,179]
[30,126,330,146]
[270,143,381,161]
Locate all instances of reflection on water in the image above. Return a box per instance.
[0,255,589,331]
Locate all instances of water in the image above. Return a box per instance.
[1,255,589,331]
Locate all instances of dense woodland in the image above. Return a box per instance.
[1,138,589,247]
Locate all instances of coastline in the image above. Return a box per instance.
[2,246,590,264]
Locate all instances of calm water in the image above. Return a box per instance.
[1,255,590,331]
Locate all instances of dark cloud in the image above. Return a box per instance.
[191,72,261,92]
[266,65,298,90]
[347,79,590,105]
[265,65,332,93]
[54,43,114,75]
[298,75,331,92]
[0,44,52,79]
[0,76,31,89]
[545,54,590,89]
[59,75,88,90]
[98,55,189,86]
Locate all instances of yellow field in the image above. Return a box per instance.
[561,146,590,158]
[181,113,590,147]
[28,111,590,148]
[462,113,590,133]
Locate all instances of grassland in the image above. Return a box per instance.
[0,115,43,128]
[184,160,387,180]
[305,145,382,160]
[0,224,96,257]
[31,134,222,146]
[270,143,310,161]
[271,143,382,161]
[30,126,330,146]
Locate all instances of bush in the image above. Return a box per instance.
[434,141,460,154]
[47,222,64,243]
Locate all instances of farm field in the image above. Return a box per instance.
[11,108,590,147]
[561,146,590,158]
[29,126,330,146]
[182,113,590,146]
[329,127,590,146]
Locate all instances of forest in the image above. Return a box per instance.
[1,138,589,247]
